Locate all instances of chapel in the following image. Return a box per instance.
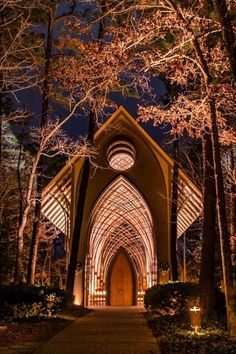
[42,106,202,306]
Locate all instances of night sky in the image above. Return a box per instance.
[13,2,169,149]
[14,76,168,144]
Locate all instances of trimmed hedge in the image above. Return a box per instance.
[0,284,67,319]
[144,282,199,315]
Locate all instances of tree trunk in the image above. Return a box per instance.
[0,77,3,241]
[66,110,95,304]
[66,4,106,303]
[27,1,79,284]
[229,147,236,238]
[168,0,236,335]
[208,97,236,336]
[199,131,216,314]
[14,131,24,282]
[212,0,236,80]
[15,152,41,281]
[183,232,187,281]
[27,194,42,284]
[229,147,236,282]
[170,139,179,280]
[27,11,53,284]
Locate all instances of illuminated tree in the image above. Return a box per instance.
[0,0,41,281]
[26,0,148,287]
[27,0,78,285]
[1,0,149,285]
[37,2,150,302]
[103,0,235,334]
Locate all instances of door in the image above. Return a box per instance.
[109,252,134,306]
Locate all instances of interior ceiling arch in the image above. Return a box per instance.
[87,175,156,295]
[89,175,154,261]
[102,222,146,278]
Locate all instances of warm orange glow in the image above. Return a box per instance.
[107,140,136,171]
[86,175,157,306]
[190,306,201,313]
[39,107,203,308]
[190,306,201,333]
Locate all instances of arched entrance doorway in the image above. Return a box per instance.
[108,250,135,306]
[86,175,157,306]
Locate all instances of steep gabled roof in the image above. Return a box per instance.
[41,106,202,237]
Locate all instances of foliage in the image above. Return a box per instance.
[147,313,236,354]
[1,0,152,284]
[0,0,41,93]
[144,282,199,315]
[0,284,67,320]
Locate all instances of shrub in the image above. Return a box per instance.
[144,282,199,315]
[148,313,236,354]
[0,284,67,320]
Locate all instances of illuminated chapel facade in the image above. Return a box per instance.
[42,106,202,306]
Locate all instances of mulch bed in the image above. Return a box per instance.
[0,319,70,346]
[0,306,90,346]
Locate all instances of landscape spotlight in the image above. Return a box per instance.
[190,306,201,333]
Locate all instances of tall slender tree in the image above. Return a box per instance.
[66,1,106,303]
[108,0,236,334]
[66,109,95,304]
[199,131,216,314]
[212,0,236,80]
[1,0,42,281]
[27,0,77,285]
[170,138,179,280]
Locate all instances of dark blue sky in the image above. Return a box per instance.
[14,76,168,145]
[13,2,169,147]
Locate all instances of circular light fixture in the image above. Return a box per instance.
[107,140,136,171]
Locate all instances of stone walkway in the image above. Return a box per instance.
[34,307,160,354]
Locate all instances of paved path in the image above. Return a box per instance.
[34,307,160,354]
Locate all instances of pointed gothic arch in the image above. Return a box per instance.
[85,175,157,306]
[41,106,202,306]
